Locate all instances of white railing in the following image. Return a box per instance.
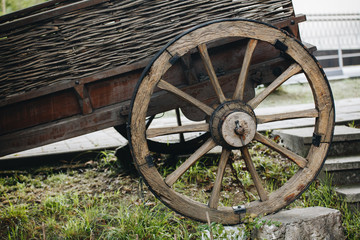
[300,13,360,50]
[299,13,360,72]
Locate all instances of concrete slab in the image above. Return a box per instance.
[319,169,360,186]
[278,125,360,144]
[336,185,360,203]
[324,155,360,171]
[335,184,360,212]
[273,125,360,157]
[319,155,360,185]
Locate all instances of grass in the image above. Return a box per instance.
[0,172,202,239]
[1,145,360,239]
[348,120,360,128]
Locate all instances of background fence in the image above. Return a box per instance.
[299,13,360,70]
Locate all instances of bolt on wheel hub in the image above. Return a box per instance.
[210,100,257,149]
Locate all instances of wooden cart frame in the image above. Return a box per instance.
[0,0,334,224]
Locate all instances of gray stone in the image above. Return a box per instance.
[336,184,360,203]
[318,155,360,185]
[335,185,360,212]
[252,207,345,240]
[318,169,360,185]
[323,155,360,171]
[273,126,360,157]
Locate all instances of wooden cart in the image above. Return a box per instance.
[0,0,334,224]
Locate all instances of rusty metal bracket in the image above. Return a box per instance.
[274,40,288,52]
[145,155,155,168]
[232,205,246,214]
[74,83,93,114]
[312,133,322,147]
[169,53,180,65]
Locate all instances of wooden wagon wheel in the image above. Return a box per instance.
[129,19,334,224]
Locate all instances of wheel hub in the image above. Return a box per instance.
[210,101,257,149]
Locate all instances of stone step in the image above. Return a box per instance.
[319,155,360,185]
[335,184,360,211]
[273,125,360,157]
[324,155,360,171]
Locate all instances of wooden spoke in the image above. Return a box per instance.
[254,132,308,168]
[241,146,269,201]
[209,148,231,209]
[198,43,227,103]
[146,123,209,138]
[157,79,214,116]
[257,108,319,124]
[165,138,217,186]
[248,63,302,109]
[233,39,258,100]
[175,108,185,143]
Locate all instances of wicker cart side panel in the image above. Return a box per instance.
[0,0,294,99]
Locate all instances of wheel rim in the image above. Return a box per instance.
[129,19,334,224]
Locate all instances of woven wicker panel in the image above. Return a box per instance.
[0,0,293,99]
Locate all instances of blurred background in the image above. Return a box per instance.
[293,0,360,78]
[1,0,44,14]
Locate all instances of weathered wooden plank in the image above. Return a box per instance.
[254,132,308,168]
[241,146,269,201]
[248,63,302,108]
[157,80,214,116]
[0,102,127,157]
[257,109,319,124]
[233,39,258,100]
[198,43,227,103]
[209,148,230,209]
[146,123,209,139]
[0,90,81,135]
